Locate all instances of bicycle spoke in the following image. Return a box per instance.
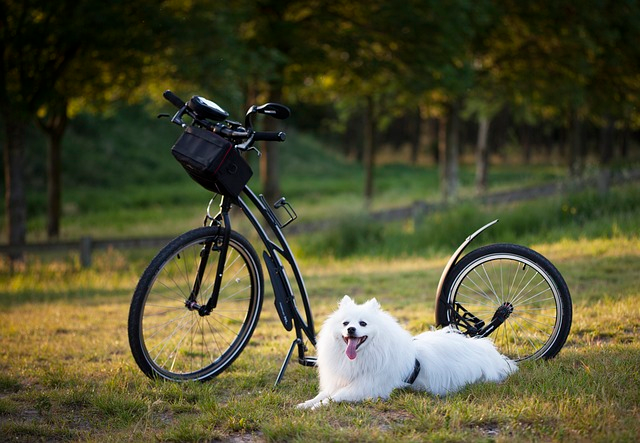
[149,312,194,361]
[510,276,547,306]
[445,247,570,362]
[129,229,262,380]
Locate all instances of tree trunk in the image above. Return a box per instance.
[38,103,68,240]
[439,101,460,203]
[475,116,491,196]
[521,125,532,164]
[410,107,421,164]
[3,117,28,264]
[363,95,376,206]
[568,109,584,178]
[259,87,282,204]
[597,116,615,194]
[620,117,629,159]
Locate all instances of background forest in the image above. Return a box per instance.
[2,2,640,442]
[2,0,640,253]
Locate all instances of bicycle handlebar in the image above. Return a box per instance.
[163,90,185,109]
[254,131,286,142]
[162,90,287,147]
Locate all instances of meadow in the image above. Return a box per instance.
[0,231,639,442]
[1,108,639,441]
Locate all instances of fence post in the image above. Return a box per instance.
[80,237,92,268]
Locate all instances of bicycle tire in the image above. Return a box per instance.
[436,243,572,361]
[128,227,264,381]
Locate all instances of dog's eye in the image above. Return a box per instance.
[343,321,349,326]
[359,321,367,327]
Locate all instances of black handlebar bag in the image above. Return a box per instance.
[171,126,253,197]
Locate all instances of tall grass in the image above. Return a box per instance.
[298,184,640,258]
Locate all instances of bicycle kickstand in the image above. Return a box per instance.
[275,338,302,387]
[274,337,317,387]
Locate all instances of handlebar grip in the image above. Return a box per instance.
[253,131,286,142]
[163,90,185,109]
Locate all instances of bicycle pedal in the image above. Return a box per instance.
[299,356,317,367]
[274,198,297,228]
[259,194,297,229]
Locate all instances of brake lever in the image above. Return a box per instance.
[236,135,262,157]
[247,146,262,157]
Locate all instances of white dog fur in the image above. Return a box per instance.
[297,296,517,409]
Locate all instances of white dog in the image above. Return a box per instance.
[297,296,517,409]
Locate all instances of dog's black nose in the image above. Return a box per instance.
[347,326,356,335]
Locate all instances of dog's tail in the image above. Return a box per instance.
[503,356,518,375]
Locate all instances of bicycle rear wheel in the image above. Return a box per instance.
[128,227,263,381]
[437,243,572,361]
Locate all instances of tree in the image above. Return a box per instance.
[287,0,482,203]
[36,95,68,239]
[1,0,173,254]
[393,0,495,202]
[479,0,640,176]
[0,1,81,258]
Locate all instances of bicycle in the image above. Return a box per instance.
[127,91,573,385]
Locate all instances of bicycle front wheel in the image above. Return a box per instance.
[128,227,263,381]
[437,243,572,362]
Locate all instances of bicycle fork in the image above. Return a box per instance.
[185,205,232,317]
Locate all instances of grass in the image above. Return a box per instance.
[297,183,640,258]
[1,105,640,441]
[0,232,639,442]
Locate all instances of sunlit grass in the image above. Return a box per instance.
[0,234,638,441]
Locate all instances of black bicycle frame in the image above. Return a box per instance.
[200,186,317,384]
[238,187,316,341]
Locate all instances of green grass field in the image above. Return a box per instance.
[1,108,640,441]
[1,225,639,441]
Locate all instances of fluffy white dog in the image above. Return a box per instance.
[297,296,517,409]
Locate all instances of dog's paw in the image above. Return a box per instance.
[296,400,316,409]
[316,398,332,409]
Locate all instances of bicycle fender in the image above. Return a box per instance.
[434,219,499,320]
[263,251,293,331]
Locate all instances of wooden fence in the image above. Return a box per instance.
[0,236,174,268]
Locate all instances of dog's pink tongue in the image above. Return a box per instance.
[346,338,359,360]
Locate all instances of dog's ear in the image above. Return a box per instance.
[339,295,355,307]
[364,298,381,310]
